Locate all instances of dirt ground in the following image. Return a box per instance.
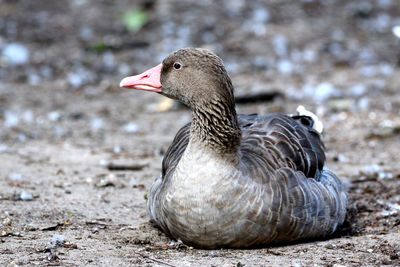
[1,0,400,266]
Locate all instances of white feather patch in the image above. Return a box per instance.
[296,105,324,134]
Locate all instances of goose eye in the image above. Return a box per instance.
[173,62,182,70]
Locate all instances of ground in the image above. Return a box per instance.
[0,0,400,266]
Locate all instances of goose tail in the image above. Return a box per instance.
[295,105,324,134]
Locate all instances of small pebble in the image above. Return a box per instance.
[361,164,393,180]
[333,154,349,163]
[102,51,115,70]
[358,64,392,78]
[18,133,27,142]
[328,99,354,112]
[378,0,392,8]
[387,202,400,211]
[53,126,67,138]
[67,67,94,89]
[122,122,139,133]
[273,35,288,57]
[8,173,24,182]
[90,118,105,132]
[2,217,12,226]
[359,65,378,77]
[362,164,382,177]
[118,63,130,75]
[379,63,394,76]
[99,159,109,166]
[325,243,337,249]
[358,48,377,63]
[393,25,400,39]
[357,97,370,111]
[21,110,34,124]
[68,72,84,88]
[4,111,19,128]
[276,60,294,75]
[6,261,21,267]
[2,43,29,65]
[20,191,33,201]
[373,13,391,32]
[349,84,367,97]
[0,144,9,153]
[112,146,122,154]
[47,111,62,122]
[128,177,140,187]
[95,174,125,188]
[314,82,337,102]
[79,26,93,41]
[368,120,400,139]
[28,73,41,86]
[23,223,37,231]
[50,234,65,248]
[302,49,317,62]
[378,210,397,218]
[253,8,270,23]
[40,65,53,79]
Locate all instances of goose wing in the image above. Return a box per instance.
[239,113,347,240]
[161,122,190,180]
[240,113,325,179]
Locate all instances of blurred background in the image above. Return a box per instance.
[1,0,399,140]
[1,0,399,91]
[1,1,400,265]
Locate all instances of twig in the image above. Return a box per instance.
[134,251,176,267]
[107,162,149,171]
[168,91,283,111]
[351,177,378,184]
[235,91,283,104]
[85,220,110,226]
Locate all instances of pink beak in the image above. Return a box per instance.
[119,64,163,93]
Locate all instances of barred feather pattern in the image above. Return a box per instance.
[147,113,347,248]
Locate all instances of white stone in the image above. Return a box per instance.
[2,43,29,65]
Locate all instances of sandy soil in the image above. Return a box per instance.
[1,0,400,266]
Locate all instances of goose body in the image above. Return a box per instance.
[120,48,348,248]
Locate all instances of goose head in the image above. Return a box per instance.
[120,48,235,109]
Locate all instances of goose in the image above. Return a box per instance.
[119,48,348,248]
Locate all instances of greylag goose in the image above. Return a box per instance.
[120,48,348,248]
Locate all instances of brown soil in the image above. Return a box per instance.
[1,0,399,266]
